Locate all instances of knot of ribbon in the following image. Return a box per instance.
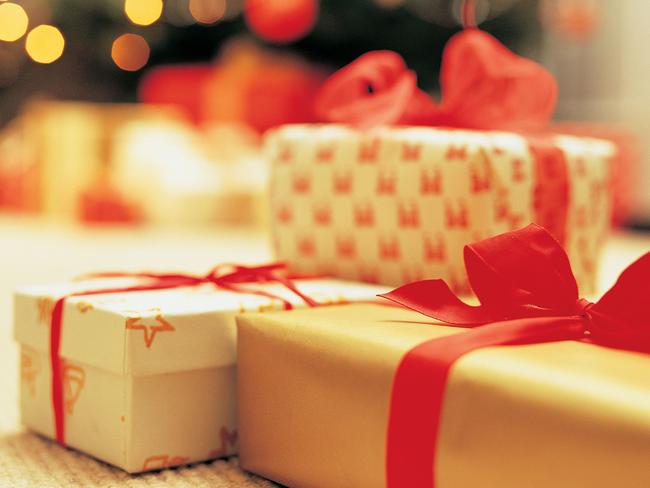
[575,297,594,317]
[50,262,317,446]
[379,224,650,488]
[315,28,558,130]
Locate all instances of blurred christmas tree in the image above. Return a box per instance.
[0,0,540,126]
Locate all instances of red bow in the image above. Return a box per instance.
[316,29,558,130]
[50,262,317,447]
[379,224,650,487]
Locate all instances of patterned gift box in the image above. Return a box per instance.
[267,124,615,294]
[14,275,386,472]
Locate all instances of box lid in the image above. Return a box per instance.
[14,277,388,376]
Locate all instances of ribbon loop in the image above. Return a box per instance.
[381,224,581,324]
[463,223,579,313]
[315,51,436,128]
[434,29,557,130]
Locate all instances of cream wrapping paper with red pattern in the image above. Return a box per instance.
[268,124,615,294]
[13,276,387,473]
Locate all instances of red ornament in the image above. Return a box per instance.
[244,0,318,43]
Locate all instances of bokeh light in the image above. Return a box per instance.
[0,2,28,42]
[124,0,163,26]
[25,25,64,64]
[189,0,226,24]
[244,0,318,43]
[111,33,150,71]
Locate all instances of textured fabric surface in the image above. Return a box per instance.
[0,433,275,488]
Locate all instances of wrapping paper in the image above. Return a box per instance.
[14,277,387,472]
[549,122,638,226]
[237,303,650,488]
[268,124,615,293]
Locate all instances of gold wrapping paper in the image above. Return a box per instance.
[237,303,650,488]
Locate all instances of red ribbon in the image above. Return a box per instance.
[315,29,558,131]
[379,224,650,487]
[50,262,317,446]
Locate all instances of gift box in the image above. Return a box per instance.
[237,227,650,488]
[112,121,269,228]
[268,126,614,293]
[18,100,182,221]
[267,29,615,294]
[13,267,387,473]
[0,117,39,213]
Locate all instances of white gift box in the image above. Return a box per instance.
[14,275,387,472]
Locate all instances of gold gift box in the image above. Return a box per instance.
[237,303,650,487]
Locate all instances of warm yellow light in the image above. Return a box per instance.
[111,33,150,71]
[189,0,226,24]
[26,25,64,64]
[124,0,163,26]
[0,2,28,42]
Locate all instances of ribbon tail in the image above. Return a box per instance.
[379,279,504,325]
[50,298,66,446]
[270,274,319,308]
[386,315,585,488]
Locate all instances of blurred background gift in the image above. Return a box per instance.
[0,0,645,228]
